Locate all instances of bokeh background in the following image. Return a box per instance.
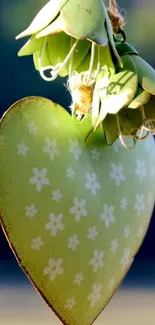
[0,0,155,324]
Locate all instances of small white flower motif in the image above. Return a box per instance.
[91,148,100,161]
[135,159,146,182]
[52,189,62,202]
[112,139,123,153]
[100,204,115,228]
[148,192,154,204]
[88,284,102,307]
[89,250,104,272]
[121,248,131,270]
[73,272,84,285]
[108,277,115,290]
[110,163,125,187]
[17,142,29,156]
[124,226,131,238]
[68,138,82,160]
[134,193,144,216]
[43,258,64,281]
[68,235,79,251]
[137,225,144,238]
[51,117,59,129]
[29,168,50,192]
[87,226,98,241]
[120,197,128,210]
[110,238,119,253]
[31,236,43,251]
[69,197,87,221]
[45,213,64,236]
[66,166,75,179]
[85,172,101,196]
[28,121,38,134]
[65,297,76,310]
[25,204,37,218]
[43,137,60,160]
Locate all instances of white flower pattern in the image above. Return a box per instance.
[108,277,115,290]
[89,250,104,272]
[135,159,146,182]
[110,238,119,253]
[43,258,64,281]
[121,249,131,270]
[65,297,76,310]
[68,235,79,251]
[52,189,62,202]
[74,272,84,285]
[29,168,50,192]
[120,197,128,210]
[91,148,100,161]
[85,172,101,196]
[134,193,144,216]
[68,139,82,160]
[112,139,123,153]
[66,166,75,179]
[28,121,38,134]
[100,204,115,228]
[69,197,87,221]
[87,226,98,241]
[17,142,29,156]
[45,212,64,236]
[43,137,60,160]
[25,204,37,218]
[88,284,102,307]
[110,163,125,186]
[31,236,43,250]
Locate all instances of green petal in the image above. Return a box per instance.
[131,55,155,95]
[102,114,119,145]
[77,45,115,75]
[33,40,52,71]
[128,87,151,109]
[16,0,68,39]
[18,35,44,56]
[36,15,63,38]
[48,32,71,77]
[94,54,138,130]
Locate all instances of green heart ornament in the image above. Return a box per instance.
[0,97,155,325]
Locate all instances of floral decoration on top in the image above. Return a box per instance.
[16,0,155,149]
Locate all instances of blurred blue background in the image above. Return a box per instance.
[0,1,155,323]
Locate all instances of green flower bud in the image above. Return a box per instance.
[16,0,122,82]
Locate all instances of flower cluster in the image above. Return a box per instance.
[16,0,155,149]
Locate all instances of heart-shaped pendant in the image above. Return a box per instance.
[0,97,155,325]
